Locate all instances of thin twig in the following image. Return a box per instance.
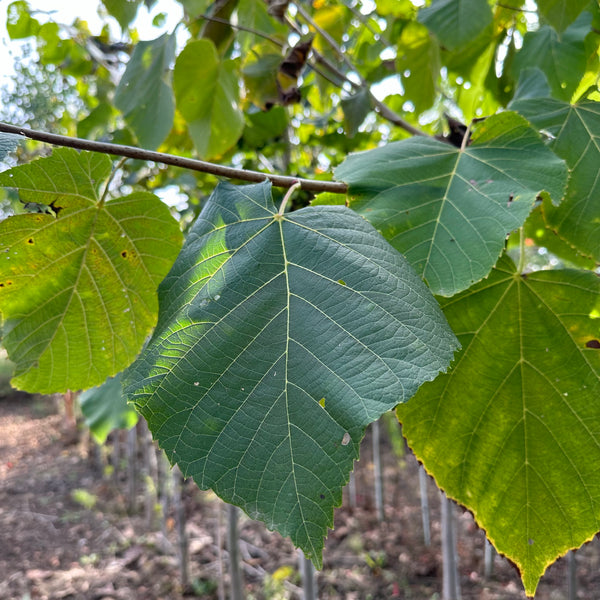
[0,122,348,194]
[199,13,284,47]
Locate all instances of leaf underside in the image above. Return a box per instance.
[397,255,600,597]
[123,180,459,565]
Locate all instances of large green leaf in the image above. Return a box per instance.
[334,112,568,296]
[79,374,138,443]
[174,39,244,159]
[511,12,591,101]
[511,82,600,262]
[397,255,600,597]
[418,0,493,52]
[123,181,459,565]
[0,149,183,393]
[114,33,176,150]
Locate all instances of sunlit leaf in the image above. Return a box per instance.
[101,0,142,31]
[398,255,600,597]
[335,112,568,296]
[174,39,244,159]
[0,149,183,393]
[123,180,459,565]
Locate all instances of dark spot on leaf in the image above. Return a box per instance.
[121,250,128,258]
[320,494,325,500]
[450,239,455,242]
[528,539,534,546]
[27,238,34,244]
[0,280,13,287]
[507,193,514,206]
[586,339,600,349]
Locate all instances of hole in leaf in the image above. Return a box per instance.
[586,339,600,349]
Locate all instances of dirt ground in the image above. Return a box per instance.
[1,392,600,600]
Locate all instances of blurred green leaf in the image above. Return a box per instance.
[512,12,591,101]
[418,0,493,52]
[174,39,244,159]
[80,374,138,443]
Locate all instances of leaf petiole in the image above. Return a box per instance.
[278,181,302,216]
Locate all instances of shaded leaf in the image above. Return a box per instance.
[114,33,176,150]
[418,0,493,52]
[397,255,600,597]
[0,149,183,393]
[511,82,600,262]
[537,0,590,32]
[174,39,244,159]
[123,181,458,565]
[511,12,591,101]
[80,374,138,443]
[340,88,371,137]
[334,112,568,296]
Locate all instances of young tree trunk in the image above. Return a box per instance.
[372,420,384,522]
[141,420,159,528]
[299,550,318,600]
[418,465,431,546]
[484,539,495,578]
[172,466,189,589]
[567,551,576,600]
[227,504,245,600]
[126,425,137,513]
[347,470,357,509]
[441,491,461,600]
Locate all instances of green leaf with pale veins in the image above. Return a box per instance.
[511,12,591,101]
[397,255,600,597]
[80,374,138,443]
[334,112,568,297]
[174,39,244,160]
[418,0,492,52]
[0,148,183,394]
[114,33,176,150]
[511,81,600,262]
[123,180,459,565]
